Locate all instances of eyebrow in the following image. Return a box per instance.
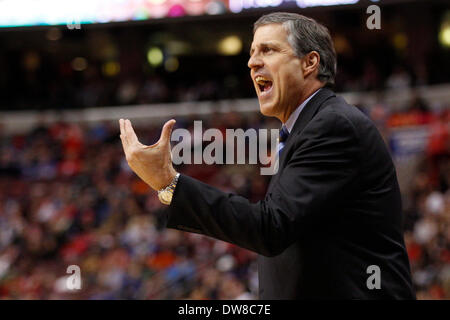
[249,41,280,55]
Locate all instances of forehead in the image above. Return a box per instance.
[251,23,289,47]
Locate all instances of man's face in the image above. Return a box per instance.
[248,24,305,122]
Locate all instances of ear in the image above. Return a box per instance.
[301,51,320,78]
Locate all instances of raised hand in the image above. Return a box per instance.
[119,118,178,191]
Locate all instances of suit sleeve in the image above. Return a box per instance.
[163,111,360,257]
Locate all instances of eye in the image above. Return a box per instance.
[262,47,273,53]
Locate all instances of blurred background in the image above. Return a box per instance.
[0,0,449,299]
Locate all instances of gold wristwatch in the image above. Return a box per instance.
[157,173,180,205]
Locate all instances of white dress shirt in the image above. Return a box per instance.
[283,88,321,133]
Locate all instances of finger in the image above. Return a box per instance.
[119,118,125,136]
[125,119,139,145]
[120,131,128,153]
[159,119,176,145]
[119,119,128,149]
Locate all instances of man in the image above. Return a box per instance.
[119,12,415,299]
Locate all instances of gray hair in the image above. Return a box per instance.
[254,12,337,87]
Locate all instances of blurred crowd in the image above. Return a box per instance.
[0,93,449,299]
[0,112,272,299]
[401,109,450,300]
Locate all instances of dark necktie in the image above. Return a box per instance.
[277,125,289,156]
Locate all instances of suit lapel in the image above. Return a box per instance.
[266,88,336,194]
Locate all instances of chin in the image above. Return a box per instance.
[259,101,277,118]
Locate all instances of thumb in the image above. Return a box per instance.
[159,119,176,145]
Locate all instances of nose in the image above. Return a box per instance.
[248,53,263,70]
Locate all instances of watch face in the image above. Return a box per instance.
[160,191,173,203]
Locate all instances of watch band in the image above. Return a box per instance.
[157,173,180,205]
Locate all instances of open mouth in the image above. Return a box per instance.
[255,76,273,95]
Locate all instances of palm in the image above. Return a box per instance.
[119,118,177,190]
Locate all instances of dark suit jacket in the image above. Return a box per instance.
[163,88,415,299]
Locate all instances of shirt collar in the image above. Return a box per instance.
[283,88,321,133]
